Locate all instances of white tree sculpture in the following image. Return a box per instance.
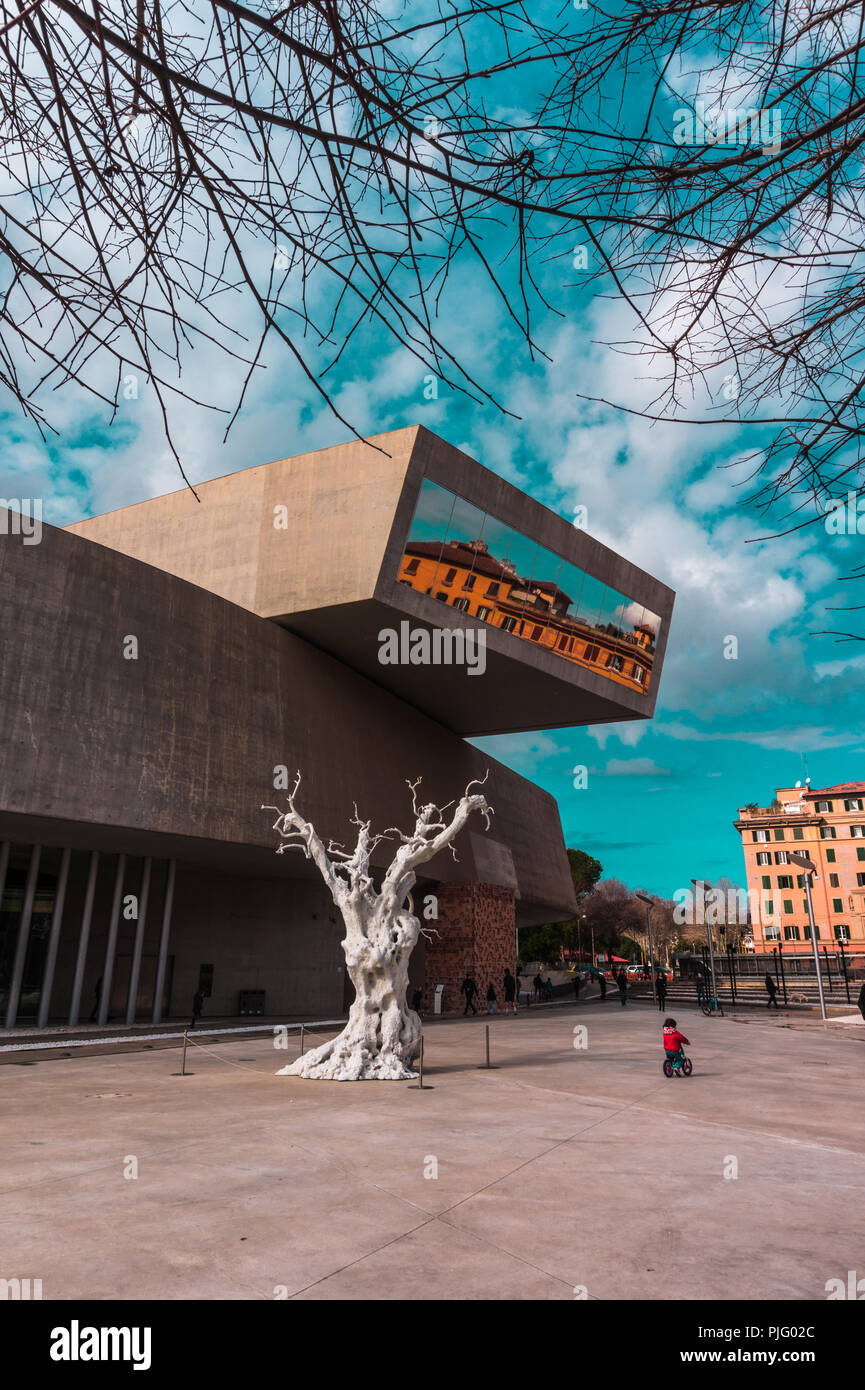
[262,773,493,1081]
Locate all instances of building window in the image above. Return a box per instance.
[633,665,646,684]
[753,830,769,843]
[764,923,781,940]
[820,826,836,839]
[784,924,800,941]
[404,557,420,576]
[804,923,821,941]
[557,633,569,650]
[531,625,543,641]
[486,581,500,597]
[500,616,517,633]
[829,873,840,887]
[815,800,834,813]
[835,924,851,941]
[764,900,774,916]
[858,848,865,862]
[844,799,863,812]
[583,644,599,663]
[777,875,793,889]
[783,899,794,914]
[761,875,771,889]
[773,827,786,841]
[792,827,804,840]
[756,852,771,866]
[462,574,476,591]
[796,874,805,888]
[858,873,865,887]
[606,653,624,672]
[436,591,447,601]
[851,825,865,838]
[452,597,470,612]
[476,605,491,622]
[442,567,457,586]
[826,848,837,863]
[774,851,789,865]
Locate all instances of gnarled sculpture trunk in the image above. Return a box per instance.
[263,774,492,1081]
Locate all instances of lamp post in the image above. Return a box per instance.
[636,892,657,1006]
[789,853,827,1021]
[691,879,718,1003]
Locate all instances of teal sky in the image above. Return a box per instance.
[2,4,861,902]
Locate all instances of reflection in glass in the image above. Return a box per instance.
[397,478,660,694]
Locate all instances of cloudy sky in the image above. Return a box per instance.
[2,8,861,903]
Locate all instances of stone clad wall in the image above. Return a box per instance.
[422,882,516,1016]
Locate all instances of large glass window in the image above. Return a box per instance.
[398,478,662,692]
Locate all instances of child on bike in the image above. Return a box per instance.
[663,1018,690,1074]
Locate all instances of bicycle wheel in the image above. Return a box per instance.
[663,1059,673,1077]
[682,1057,693,1076]
[700,1001,712,1016]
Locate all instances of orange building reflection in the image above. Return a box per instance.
[398,536,656,693]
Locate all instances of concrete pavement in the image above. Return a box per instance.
[1,1001,863,1300]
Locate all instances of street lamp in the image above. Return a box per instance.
[789,852,828,1022]
[691,879,719,1003]
[635,892,658,1007]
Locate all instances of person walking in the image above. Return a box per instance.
[544,976,554,1002]
[695,969,706,1006]
[503,968,517,1015]
[486,982,498,1015]
[599,972,607,1001]
[532,972,543,1001]
[617,969,628,1007]
[765,971,780,1009]
[462,974,479,1016]
[656,971,667,1011]
[410,987,423,1015]
[573,972,581,1003]
[190,987,206,1029]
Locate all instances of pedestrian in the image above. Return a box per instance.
[617,969,628,1007]
[411,987,423,1014]
[462,974,479,1016]
[599,972,607,1001]
[89,974,103,1023]
[486,982,498,1015]
[656,971,667,1011]
[573,972,581,1003]
[695,969,706,1005]
[765,971,780,1009]
[503,968,517,1015]
[857,980,865,1024]
[190,987,206,1029]
[544,976,554,1002]
[533,971,543,1001]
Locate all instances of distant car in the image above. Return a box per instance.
[626,965,646,978]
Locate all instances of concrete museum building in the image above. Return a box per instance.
[0,427,674,1027]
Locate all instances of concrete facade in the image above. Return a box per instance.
[0,428,673,1028]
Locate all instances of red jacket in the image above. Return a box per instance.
[663,1027,689,1051]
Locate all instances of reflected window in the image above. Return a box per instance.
[398,478,660,693]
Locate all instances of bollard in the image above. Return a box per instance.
[182,1029,188,1075]
[477,1022,499,1070]
[300,1023,306,1055]
[408,1035,432,1089]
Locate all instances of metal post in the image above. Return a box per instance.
[5,844,41,1027]
[182,1030,188,1075]
[773,945,780,986]
[778,942,788,1006]
[485,1024,490,1068]
[728,944,737,1003]
[823,946,833,994]
[125,858,152,1026]
[840,937,851,1004]
[38,847,71,1028]
[408,1034,432,1089]
[646,903,657,1007]
[0,841,9,920]
[98,854,126,1025]
[300,1023,306,1055]
[803,874,827,1021]
[69,851,100,1026]
[152,859,176,1024]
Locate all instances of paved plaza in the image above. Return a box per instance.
[2,1001,863,1301]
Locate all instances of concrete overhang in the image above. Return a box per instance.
[66,425,674,737]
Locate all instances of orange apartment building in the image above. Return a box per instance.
[398,537,657,695]
[735,783,865,955]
